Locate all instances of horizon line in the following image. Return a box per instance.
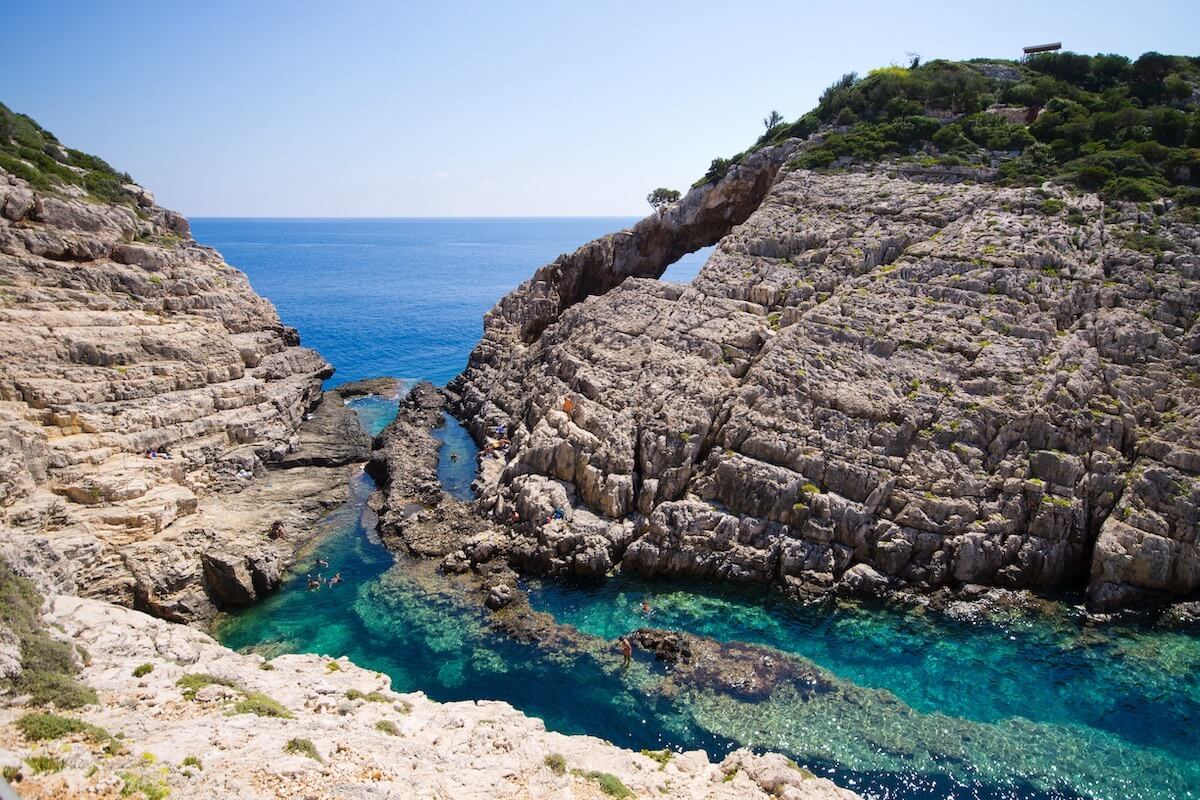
[188,214,645,220]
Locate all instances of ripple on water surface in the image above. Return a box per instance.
[217,398,1200,800]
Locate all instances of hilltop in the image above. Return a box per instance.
[701,51,1200,206]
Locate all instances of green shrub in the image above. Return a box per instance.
[640,748,673,769]
[132,663,154,678]
[22,669,98,709]
[233,690,293,719]
[375,719,401,736]
[0,560,96,710]
[1102,176,1165,201]
[2,765,19,782]
[25,755,65,774]
[176,672,237,700]
[284,737,322,762]
[346,689,389,703]
[544,753,566,774]
[182,755,203,770]
[15,712,110,744]
[118,770,169,799]
[710,51,1199,200]
[583,770,633,798]
[0,102,136,205]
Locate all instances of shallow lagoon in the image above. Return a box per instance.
[217,396,1200,800]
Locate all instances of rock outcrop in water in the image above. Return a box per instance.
[449,157,1200,611]
[0,592,859,800]
[0,151,370,623]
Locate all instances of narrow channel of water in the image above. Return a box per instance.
[216,396,1200,800]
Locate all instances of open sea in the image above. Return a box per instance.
[193,218,1200,800]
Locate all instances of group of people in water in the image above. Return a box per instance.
[306,558,342,590]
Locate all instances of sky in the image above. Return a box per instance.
[2,1,1197,217]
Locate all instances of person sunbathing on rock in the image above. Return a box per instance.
[618,636,632,667]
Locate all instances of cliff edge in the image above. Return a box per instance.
[449,54,1200,612]
[0,104,370,623]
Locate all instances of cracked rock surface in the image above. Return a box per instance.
[0,166,369,623]
[449,158,1200,611]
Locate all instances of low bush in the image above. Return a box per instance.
[233,690,293,719]
[284,737,322,762]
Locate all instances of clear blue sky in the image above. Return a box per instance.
[3,1,1196,216]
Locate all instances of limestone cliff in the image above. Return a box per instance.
[0,133,369,624]
[450,157,1200,612]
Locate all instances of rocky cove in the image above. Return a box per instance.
[2,49,1200,800]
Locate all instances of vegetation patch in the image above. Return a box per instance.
[284,737,322,762]
[544,753,567,774]
[176,672,237,700]
[0,559,96,710]
[715,52,1200,203]
[640,748,673,770]
[346,688,389,703]
[374,719,401,736]
[132,663,154,678]
[15,712,111,745]
[232,690,293,719]
[571,769,634,799]
[119,770,169,800]
[0,101,139,205]
[25,755,65,774]
[182,755,202,770]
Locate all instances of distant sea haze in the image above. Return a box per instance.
[191,217,711,387]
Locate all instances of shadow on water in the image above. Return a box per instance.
[217,396,1200,800]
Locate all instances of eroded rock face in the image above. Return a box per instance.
[0,166,368,622]
[450,158,1200,611]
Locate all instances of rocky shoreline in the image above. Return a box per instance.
[0,129,862,798]
[444,154,1200,613]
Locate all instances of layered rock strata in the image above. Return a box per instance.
[0,165,369,623]
[449,157,1200,611]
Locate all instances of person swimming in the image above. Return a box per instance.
[641,599,653,616]
[330,572,342,585]
[316,558,329,569]
[306,575,321,591]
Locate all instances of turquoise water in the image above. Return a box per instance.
[215,397,1200,800]
[203,220,1200,800]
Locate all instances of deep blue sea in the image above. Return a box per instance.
[192,218,709,386]
[196,219,1200,800]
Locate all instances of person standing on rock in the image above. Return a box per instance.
[618,636,632,667]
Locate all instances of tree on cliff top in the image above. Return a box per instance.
[763,110,784,132]
[647,187,681,213]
